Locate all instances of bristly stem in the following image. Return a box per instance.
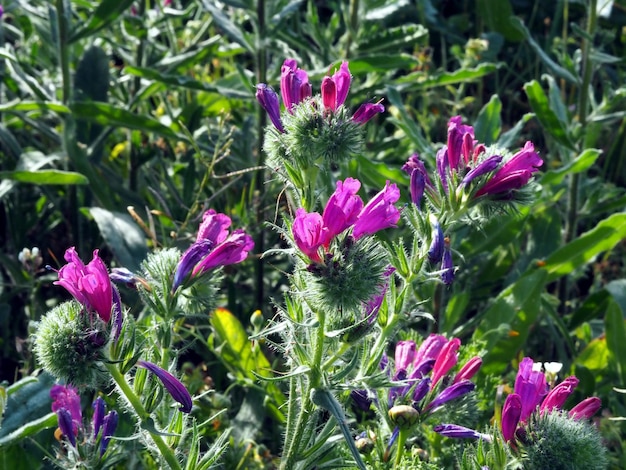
[106,363,182,470]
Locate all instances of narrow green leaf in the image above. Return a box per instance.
[386,85,431,155]
[0,413,57,446]
[605,300,626,387]
[356,24,428,54]
[568,290,610,330]
[396,63,499,91]
[543,213,626,282]
[70,102,180,139]
[474,94,502,145]
[541,148,601,185]
[524,80,576,150]
[201,0,253,52]
[545,74,569,126]
[0,170,88,185]
[342,54,421,74]
[0,100,70,114]
[511,17,580,85]
[69,0,135,43]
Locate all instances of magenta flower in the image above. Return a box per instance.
[569,397,602,420]
[173,210,254,290]
[292,208,325,263]
[540,376,579,413]
[256,84,284,133]
[430,337,461,388]
[476,142,543,197]
[321,177,363,246]
[402,154,433,188]
[413,334,447,367]
[453,356,482,384]
[54,247,113,322]
[352,181,401,239]
[441,244,455,285]
[137,361,193,413]
[501,393,523,442]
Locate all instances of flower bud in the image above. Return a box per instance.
[356,436,375,454]
[388,405,419,429]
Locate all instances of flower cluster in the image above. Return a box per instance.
[402,116,543,209]
[292,177,400,263]
[256,59,384,134]
[51,384,118,456]
[501,357,602,442]
[173,209,254,290]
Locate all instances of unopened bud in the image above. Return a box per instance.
[388,405,419,429]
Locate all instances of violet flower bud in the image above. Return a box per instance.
[352,102,385,124]
[453,356,482,384]
[321,76,337,111]
[461,155,503,186]
[255,84,284,133]
[414,334,447,366]
[441,245,455,285]
[173,240,214,290]
[281,59,309,112]
[540,376,579,413]
[394,340,416,373]
[352,181,400,239]
[434,423,483,440]
[92,396,106,440]
[430,337,461,388]
[412,377,431,403]
[50,384,82,434]
[191,230,254,275]
[292,208,324,263]
[427,217,444,265]
[100,410,118,456]
[426,380,475,411]
[137,361,193,413]
[57,408,76,447]
[514,357,549,422]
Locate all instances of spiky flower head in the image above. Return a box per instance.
[34,301,108,388]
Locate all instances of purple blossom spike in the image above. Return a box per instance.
[501,393,522,442]
[191,230,255,275]
[54,247,113,323]
[352,181,400,239]
[426,380,475,411]
[569,397,602,420]
[137,361,193,413]
[256,84,284,133]
[281,59,310,112]
[514,357,548,422]
[352,102,385,124]
[100,410,118,456]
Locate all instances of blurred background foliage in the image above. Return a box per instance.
[1,0,625,468]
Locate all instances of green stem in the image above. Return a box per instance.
[106,363,182,470]
[559,0,597,313]
[55,0,71,105]
[281,311,326,470]
[345,0,359,58]
[393,428,409,469]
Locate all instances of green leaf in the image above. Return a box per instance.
[69,0,135,43]
[356,24,428,54]
[0,100,70,114]
[342,54,421,74]
[475,269,548,374]
[70,102,181,139]
[542,212,626,283]
[605,299,626,387]
[89,208,148,272]
[511,17,580,85]
[575,337,610,375]
[541,148,601,185]
[568,290,611,330]
[0,170,88,185]
[474,94,502,145]
[201,0,253,52]
[476,0,524,42]
[524,80,576,150]
[385,85,431,155]
[396,63,499,91]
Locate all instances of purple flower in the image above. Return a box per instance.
[430,337,460,388]
[350,389,373,413]
[321,178,363,246]
[427,217,444,265]
[412,377,431,402]
[413,334,447,367]
[501,393,522,442]
[402,154,433,188]
[54,247,113,322]
[394,340,417,374]
[436,147,449,192]
[476,142,543,196]
[92,397,106,440]
[446,116,475,170]
[434,423,485,440]
[569,397,602,420]
[100,410,118,456]
[281,59,310,112]
[51,384,82,446]
[137,361,193,413]
[426,380,475,411]
[514,357,548,421]
[321,61,351,111]
[540,376,579,413]
[352,102,384,124]
[256,84,284,133]
[173,210,254,290]
[409,169,425,206]
[292,208,324,263]
[441,244,455,285]
[352,181,400,239]
[461,155,503,186]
